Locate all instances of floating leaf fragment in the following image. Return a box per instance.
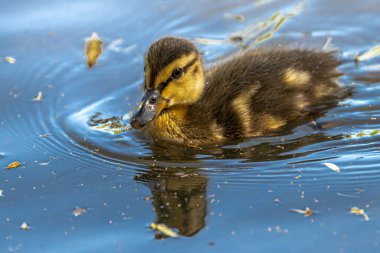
[85,32,103,68]
[346,129,380,138]
[20,222,30,230]
[356,45,380,61]
[270,11,281,21]
[323,162,340,173]
[4,56,16,64]
[7,161,20,169]
[33,91,43,102]
[224,13,245,22]
[229,35,244,43]
[291,207,314,217]
[150,223,179,238]
[89,112,130,134]
[271,16,287,32]
[357,131,365,137]
[72,207,88,217]
[350,207,369,221]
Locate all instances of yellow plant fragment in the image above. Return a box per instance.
[257,32,273,43]
[323,162,340,173]
[271,16,287,32]
[350,207,369,221]
[4,56,16,64]
[357,45,380,61]
[291,207,314,217]
[7,161,20,169]
[85,32,103,68]
[33,91,43,102]
[20,222,30,230]
[150,223,179,238]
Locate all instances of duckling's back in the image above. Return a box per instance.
[190,49,342,140]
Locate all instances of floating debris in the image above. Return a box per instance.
[354,53,359,64]
[88,112,130,135]
[85,32,103,68]
[0,189,3,197]
[346,129,380,139]
[271,16,287,32]
[291,207,314,217]
[229,3,302,48]
[72,207,88,217]
[144,196,152,201]
[356,45,380,62]
[150,223,179,238]
[350,207,369,221]
[223,13,245,22]
[229,36,244,43]
[323,162,341,173]
[39,134,50,138]
[7,161,20,169]
[20,222,30,231]
[336,192,359,198]
[33,91,43,102]
[4,56,16,64]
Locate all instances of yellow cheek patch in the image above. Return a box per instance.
[283,68,311,87]
[161,62,204,107]
[231,85,261,135]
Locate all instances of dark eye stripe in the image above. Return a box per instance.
[157,57,198,92]
[183,57,197,72]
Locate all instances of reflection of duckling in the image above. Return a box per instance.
[135,167,207,237]
[131,37,342,146]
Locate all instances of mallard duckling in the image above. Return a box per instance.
[130,37,341,146]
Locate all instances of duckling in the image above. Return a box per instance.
[130,37,342,146]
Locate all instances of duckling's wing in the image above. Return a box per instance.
[194,49,342,138]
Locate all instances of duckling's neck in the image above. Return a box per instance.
[146,105,190,143]
[166,105,189,121]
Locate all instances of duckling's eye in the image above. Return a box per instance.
[171,68,183,79]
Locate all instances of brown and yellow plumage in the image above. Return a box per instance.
[131,37,342,146]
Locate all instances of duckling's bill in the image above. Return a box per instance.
[131,89,167,129]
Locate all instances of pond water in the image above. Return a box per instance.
[1,0,380,252]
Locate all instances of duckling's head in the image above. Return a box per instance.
[131,37,204,129]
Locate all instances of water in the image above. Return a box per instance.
[1,0,380,252]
